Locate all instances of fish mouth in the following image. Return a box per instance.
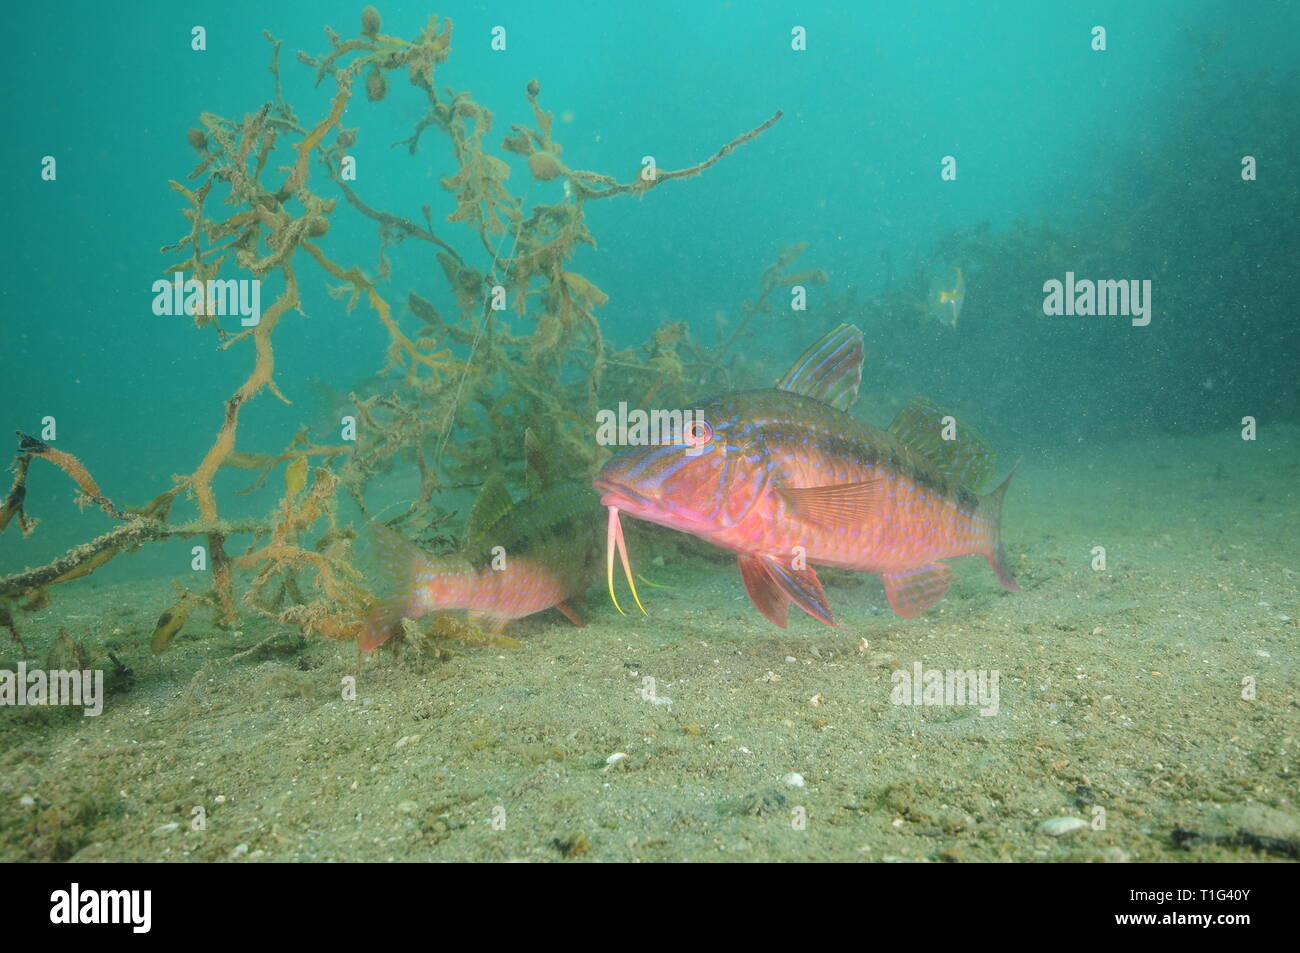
[593,478,652,513]
[596,481,713,534]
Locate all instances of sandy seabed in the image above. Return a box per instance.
[2,427,1296,862]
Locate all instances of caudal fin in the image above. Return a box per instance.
[358,525,429,650]
[980,460,1020,593]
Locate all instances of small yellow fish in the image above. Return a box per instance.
[150,592,197,654]
[927,265,966,328]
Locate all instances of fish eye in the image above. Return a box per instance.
[683,420,713,448]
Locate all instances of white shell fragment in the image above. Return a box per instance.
[782,772,806,788]
[1039,816,1088,836]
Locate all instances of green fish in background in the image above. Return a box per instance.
[360,431,602,649]
[926,264,966,328]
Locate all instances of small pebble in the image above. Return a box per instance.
[1039,817,1088,837]
[19,796,34,808]
[605,752,628,765]
[782,772,806,789]
[154,822,179,834]
[785,656,797,664]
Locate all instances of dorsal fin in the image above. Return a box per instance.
[887,395,996,490]
[524,427,549,497]
[774,323,864,411]
[464,473,514,550]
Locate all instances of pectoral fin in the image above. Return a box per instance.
[880,563,951,618]
[775,481,879,527]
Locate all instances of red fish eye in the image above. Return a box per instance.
[684,420,713,447]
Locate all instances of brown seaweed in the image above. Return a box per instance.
[0,7,784,654]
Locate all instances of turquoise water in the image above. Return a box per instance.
[6,3,1297,562]
[1,2,1297,864]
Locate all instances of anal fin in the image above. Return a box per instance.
[880,563,951,618]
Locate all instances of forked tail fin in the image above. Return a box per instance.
[980,459,1020,593]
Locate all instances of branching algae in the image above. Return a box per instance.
[0,7,783,656]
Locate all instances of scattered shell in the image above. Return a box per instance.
[1039,816,1088,837]
[808,693,824,708]
[784,656,797,663]
[605,752,628,765]
[782,772,806,788]
[18,796,34,808]
[154,822,179,834]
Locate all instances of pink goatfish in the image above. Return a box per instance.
[360,435,601,649]
[594,323,1018,627]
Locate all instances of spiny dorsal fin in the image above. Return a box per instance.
[524,427,549,497]
[887,395,995,490]
[774,323,864,412]
[464,474,514,550]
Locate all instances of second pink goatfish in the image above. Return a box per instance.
[594,323,1018,627]
[360,435,601,649]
